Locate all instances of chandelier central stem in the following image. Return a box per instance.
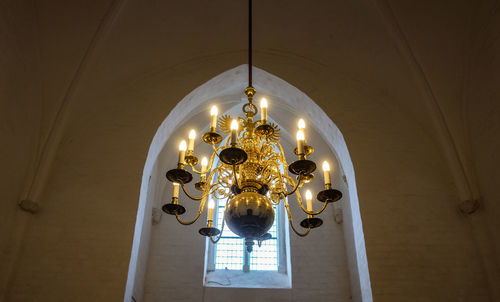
[248,0,253,88]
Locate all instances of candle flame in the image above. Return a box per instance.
[189,129,196,139]
[179,140,187,151]
[210,105,218,116]
[231,119,239,130]
[201,156,208,167]
[260,98,268,108]
[305,190,312,201]
[298,119,306,129]
[322,161,330,172]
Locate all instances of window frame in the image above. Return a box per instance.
[206,198,288,273]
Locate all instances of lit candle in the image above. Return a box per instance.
[173,182,180,198]
[230,119,238,146]
[201,156,208,181]
[298,119,306,130]
[322,161,331,185]
[178,140,187,165]
[210,106,218,131]
[188,129,196,152]
[305,189,313,211]
[298,119,306,143]
[260,98,268,124]
[207,199,215,222]
[296,130,305,155]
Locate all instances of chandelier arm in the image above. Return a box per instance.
[211,143,225,158]
[296,189,329,216]
[206,166,222,185]
[262,160,288,187]
[209,198,229,243]
[188,164,203,174]
[180,183,209,201]
[231,164,242,190]
[185,149,220,175]
[281,173,303,196]
[209,148,220,170]
[207,183,221,196]
[175,197,207,225]
[284,198,311,237]
[260,159,281,178]
[276,142,290,168]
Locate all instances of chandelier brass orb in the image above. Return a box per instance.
[224,191,275,252]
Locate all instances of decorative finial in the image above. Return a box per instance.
[245,86,256,103]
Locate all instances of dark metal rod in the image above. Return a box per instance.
[248,0,252,87]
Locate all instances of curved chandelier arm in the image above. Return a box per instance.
[209,219,225,244]
[284,199,311,237]
[209,198,229,243]
[282,173,303,196]
[188,148,221,174]
[231,164,241,190]
[181,183,217,201]
[261,161,299,196]
[175,197,208,225]
[211,146,222,159]
[296,189,329,216]
[276,142,291,167]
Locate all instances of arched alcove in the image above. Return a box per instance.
[125,65,372,302]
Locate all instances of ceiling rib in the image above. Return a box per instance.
[20,0,128,206]
[373,0,475,203]
[373,1,500,300]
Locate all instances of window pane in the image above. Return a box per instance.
[214,202,279,272]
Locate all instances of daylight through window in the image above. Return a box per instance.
[214,201,279,271]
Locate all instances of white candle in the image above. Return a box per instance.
[188,129,196,152]
[298,119,306,144]
[305,190,313,211]
[322,161,331,185]
[173,182,180,198]
[210,106,218,131]
[230,119,238,145]
[201,156,208,181]
[207,199,215,221]
[260,98,268,123]
[178,140,187,165]
[296,130,305,155]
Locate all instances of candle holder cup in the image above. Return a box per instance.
[288,159,316,176]
[219,147,248,165]
[317,189,342,203]
[202,131,222,145]
[166,168,193,184]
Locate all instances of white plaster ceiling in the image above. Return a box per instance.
[2,0,500,301]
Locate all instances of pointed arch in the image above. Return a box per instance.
[125,65,372,302]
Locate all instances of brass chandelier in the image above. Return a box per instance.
[162,0,342,253]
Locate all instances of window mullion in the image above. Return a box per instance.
[243,249,250,272]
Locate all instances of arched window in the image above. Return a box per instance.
[203,151,292,288]
[125,65,372,302]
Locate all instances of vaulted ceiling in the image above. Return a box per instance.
[1,0,499,301]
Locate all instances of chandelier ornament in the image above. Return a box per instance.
[162,0,342,252]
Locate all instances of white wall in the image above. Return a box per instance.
[142,107,351,302]
[128,67,368,301]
